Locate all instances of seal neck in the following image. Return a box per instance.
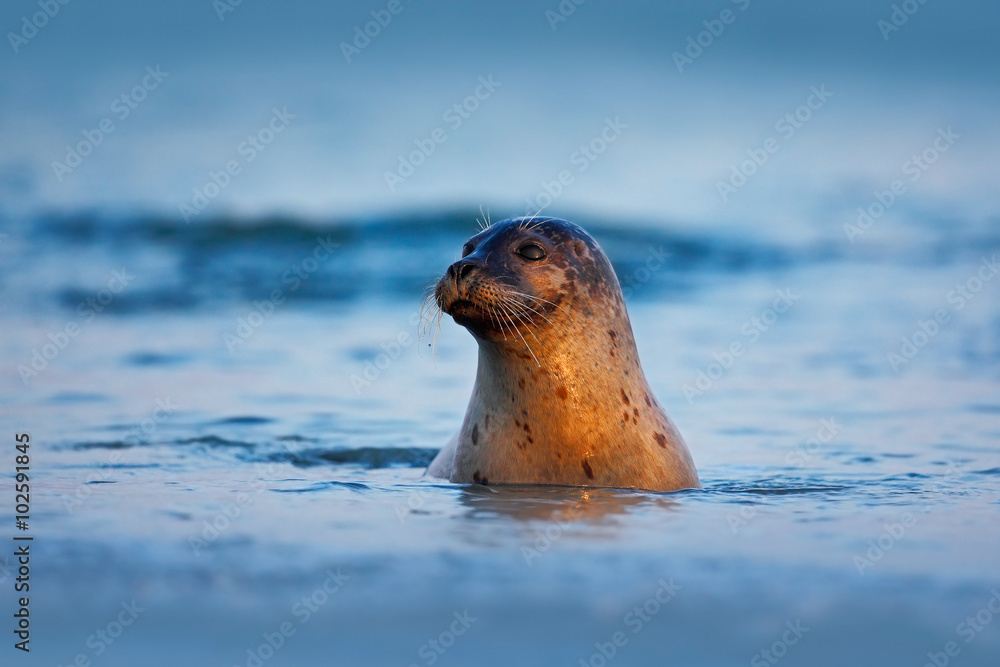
[472,312,649,403]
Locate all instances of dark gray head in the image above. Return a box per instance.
[434,217,625,342]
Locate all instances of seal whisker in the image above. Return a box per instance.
[418,290,438,334]
[497,305,516,343]
[418,280,447,357]
[433,305,445,352]
[495,297,541,367]
[506,309,546,362]
[495,293,546,339]
[482,302,498,331]
[497,293,554,330]
[418,306,438,355]
[428,312,443,357]
[494,300,522,344]
[523,205,550,232]
[519,203,549,231]
[494,292,532,326]
[498,288,572,319]
[417,295,432,338]
[491,286,558,329]
[511,293,567,314]
[496,304,518,344]
[523,218,547,233]
[487,303,508,341]
[492,290,547,345]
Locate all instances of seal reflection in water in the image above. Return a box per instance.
[425,217,700,492]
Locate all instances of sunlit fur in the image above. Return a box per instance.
[426,216,700,492]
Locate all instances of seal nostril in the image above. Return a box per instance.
[447,260,476,285]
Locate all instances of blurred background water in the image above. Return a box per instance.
[1,1,999,666]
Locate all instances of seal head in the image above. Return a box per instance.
[427,217,700,492]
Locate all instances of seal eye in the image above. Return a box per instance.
[461,243,474,258]
[517,243,546,261]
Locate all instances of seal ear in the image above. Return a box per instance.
[573,240,586,256]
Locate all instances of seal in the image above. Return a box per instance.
[425,216,700,492]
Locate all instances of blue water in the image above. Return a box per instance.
[2,211,999,666]
[3,0,1000,664]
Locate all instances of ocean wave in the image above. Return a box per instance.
[5,209,998,315]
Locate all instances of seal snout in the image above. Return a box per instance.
[446,258,479,286]
[440,258,479,308]
[433,217,578,336]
